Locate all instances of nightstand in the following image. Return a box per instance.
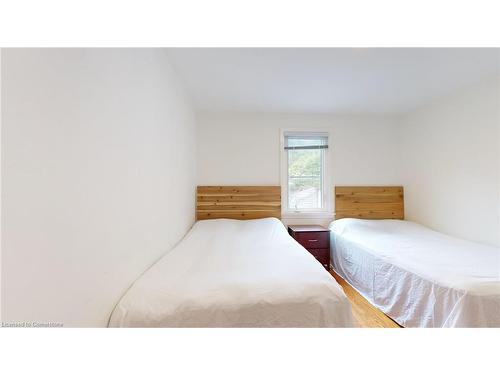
[288,225,330,270]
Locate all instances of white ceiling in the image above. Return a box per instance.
[168,48,499,114]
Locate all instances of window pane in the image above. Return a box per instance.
[286,137,326,148]
[288,148,323,210]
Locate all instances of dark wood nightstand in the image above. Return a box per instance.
[288,225,330,270]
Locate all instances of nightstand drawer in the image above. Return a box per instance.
[308,248,329,269]
[295,231,329,249]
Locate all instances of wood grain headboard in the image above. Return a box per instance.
[335,186,404,220]
[196,186,281,220]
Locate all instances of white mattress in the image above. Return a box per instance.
[330,218,500,327]
[109,218,353,327]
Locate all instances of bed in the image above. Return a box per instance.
[109,186,353,327]
[331,186,500,328]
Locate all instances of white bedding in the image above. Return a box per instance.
[109,218,353,327]
[330,218,500,327]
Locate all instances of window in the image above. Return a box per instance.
[282,132,330,214]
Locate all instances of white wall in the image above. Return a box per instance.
[399,77,500,246]
[497,71,500,247]
[197,112,401,225]
[0,49,3,324]
[1,49,197,327]
[198,85,500,242]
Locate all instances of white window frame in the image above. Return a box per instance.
[280,129,333,219]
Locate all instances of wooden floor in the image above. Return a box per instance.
[330,270,402,328]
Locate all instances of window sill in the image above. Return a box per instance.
[281,212,335,220]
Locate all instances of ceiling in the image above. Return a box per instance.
[168,48,499,114]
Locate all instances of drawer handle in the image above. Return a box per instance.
[308,239,319,242]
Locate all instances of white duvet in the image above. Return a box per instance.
[330,218,500,327]
[109,218,353,327]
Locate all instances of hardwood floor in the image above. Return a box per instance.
[330,270,402,328]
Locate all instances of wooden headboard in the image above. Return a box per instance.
[335,186,404,220]
[196,186,281,220]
